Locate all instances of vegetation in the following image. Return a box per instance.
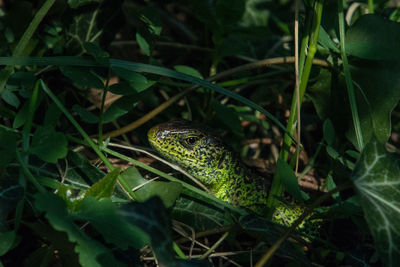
[1,0,400,266]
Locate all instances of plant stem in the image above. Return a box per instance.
[0,0,55,95]
[338,0,364,150]
[40,80,138,201]
[266,0,325,213]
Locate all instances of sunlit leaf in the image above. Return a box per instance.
[121,167,182,208]
[83,167,121,200]
[352,137,400,266]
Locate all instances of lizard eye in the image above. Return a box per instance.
[186,137,198,144]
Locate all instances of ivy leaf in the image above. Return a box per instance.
[352,137,400,266]
[30,126,68,163]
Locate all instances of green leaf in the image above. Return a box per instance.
[65,151,106,188]
[83,167,121,200]
[346,15,400,60]
[108,82,135,95]
[13,101,29,128]
[0,231,16,256]
[76,197,149,250]
[276,158,309,202]
[352,137,400,266]
[111,67,155,92]
[1,89,20,108]
[72,104,99,123]
[318,26,340,53]
[34,192,123,267]
[30,126,68,163]
[8,71,36,89]
[0,56,293,139]
[174,65,203,79]
[102,95,138,123]
[136,32,151,56]
[348,60,400,147]
[121,167,182,208]
[119,197,179,265]
[60,66,104,89]
[83,42,109,65]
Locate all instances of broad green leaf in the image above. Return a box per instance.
[13,101,29,128]
[83,167,121,200]
[102,95,138,123]
[352,138,400,266]
[60,66,104,89]
[1,89,20,108]
[108,82,135,95]
[0,231,16,256]
[308,59,400,149]
[348,60,400,147]
[76,197,149,249]
[276,158,309,202]
[8,71,36,89]
[30,126,68,163]
[111,67,155,92]
[72,104,99,123]
[34,192,123,267]
[174,65,203,79]
[121,167,182,208]
[346,15,400,60]
[119,197,188,266]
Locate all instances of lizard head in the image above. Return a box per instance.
[147,120,229,182]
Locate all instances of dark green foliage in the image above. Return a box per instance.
[1,1,400,266]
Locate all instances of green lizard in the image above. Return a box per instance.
[147,120,315,229]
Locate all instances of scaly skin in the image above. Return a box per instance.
[147,120,269,214]
[148,120,318,231]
